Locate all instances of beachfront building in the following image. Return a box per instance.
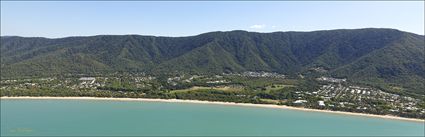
[318,101,326,107]
[294,100,308,104]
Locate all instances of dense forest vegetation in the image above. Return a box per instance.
[1,28,424,96]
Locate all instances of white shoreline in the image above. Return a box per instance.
[1,96,424,123]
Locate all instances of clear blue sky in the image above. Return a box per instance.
[1,1,424,38]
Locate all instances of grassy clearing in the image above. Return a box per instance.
[265,84,296,92]
[170,86,243,93]
[259,98,281,104]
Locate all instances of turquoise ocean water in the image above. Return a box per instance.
[1,99,424,136]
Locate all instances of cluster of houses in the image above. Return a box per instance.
[167,75,205,85]
[0,78,57,90]
[206,80,230,84]
[166,75,233,86]
[224,71,286,78]
[289,83,424,117]
[77,77,101,89]
[316,76,346,83]
[314,84,424,112]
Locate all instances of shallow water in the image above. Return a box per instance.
[1,99,424,136]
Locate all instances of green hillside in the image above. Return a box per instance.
[1,28,424,95]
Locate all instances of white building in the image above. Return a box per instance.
[318,101,325,106]
[293,100,308,104]
[79,77,96,84]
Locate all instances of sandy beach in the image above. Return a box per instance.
[1,96,424,123]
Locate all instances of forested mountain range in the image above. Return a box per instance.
[1,28,424,95]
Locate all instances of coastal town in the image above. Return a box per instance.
[2,1,424,136]
[1,72,424,119]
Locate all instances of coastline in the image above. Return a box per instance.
[1,96,424,123]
